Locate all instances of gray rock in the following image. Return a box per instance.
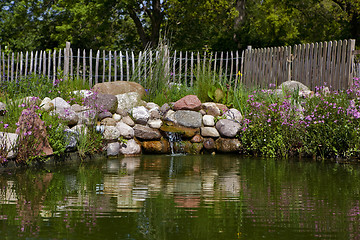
[71,104,88,112]
[0,102,6,116]
[225,108,242,122]
[72,90,94,98]
[148,119,163,129]
[71,124,88,136]
[202,102,221,116]
[40,97,54,112]
[131,106,150,125]
[149,108,161,119]
[133,124,161,140]
[107,142,121,156]
[0,132,18,158]
[279,80,310,92]
[77,110,97,125]
[164,109,176,123]
[146,102,160,110]
[201,127,220,137]
[98,111,113,120]
[116,122,134,139]
[84,93,118,113]
[120,139,141,156]
[278,80,312,98]
[203,115,215,126]
[64,129,79,152]
[175,110,202,128]
[103,126,121,140]
[121,116,135,127]
[215,119,241,138]
[51,108,79,126]
[116,92,143,111]
[160,103,171,115]
[51,97,71,109]
[101,117,117,126]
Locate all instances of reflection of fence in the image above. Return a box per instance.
[243,39,356,89]
[0,39,357,90]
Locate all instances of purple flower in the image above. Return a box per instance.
[3,124,8,129]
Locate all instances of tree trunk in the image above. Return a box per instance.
[233,0,246,49]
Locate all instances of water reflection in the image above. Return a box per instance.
[0,155,359,239]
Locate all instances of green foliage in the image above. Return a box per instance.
[77,126,103,160]
[1,0,359,52]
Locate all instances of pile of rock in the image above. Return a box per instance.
[0,81,244,161]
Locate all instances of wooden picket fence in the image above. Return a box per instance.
[0,39,357,90]
[243,39,356,89]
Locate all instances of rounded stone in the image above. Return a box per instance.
[174,110,202,128]
[203,115,215,126]
[215,119,241,138]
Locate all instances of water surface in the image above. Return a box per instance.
[0,154,359,239]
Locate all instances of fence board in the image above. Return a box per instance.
[95,50,100,84]
[89,49,93,86]
[109,50,112,82]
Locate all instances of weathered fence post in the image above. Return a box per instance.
[64,42,71,80]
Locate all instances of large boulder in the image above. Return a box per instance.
[277,80,312,97]
[215,119,241,138]
[84,93,118,113]
[119,139,141,156]
[116,92,144,111]
[224,108,242,123]
[215,138,241,152]
[174,110,202,128]
[133,124,161,140]
[173,95,202,111]
[16,108,53,158]
[93,81,146,97]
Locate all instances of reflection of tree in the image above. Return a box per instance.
[14,170,53,237]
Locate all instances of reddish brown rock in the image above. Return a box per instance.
[203,138,216,151]
[16,108,53,161]
[191,134,203,143]
[173,95,201,111]
[142,139,169,153]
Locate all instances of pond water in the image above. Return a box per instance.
[0,154,359,239]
